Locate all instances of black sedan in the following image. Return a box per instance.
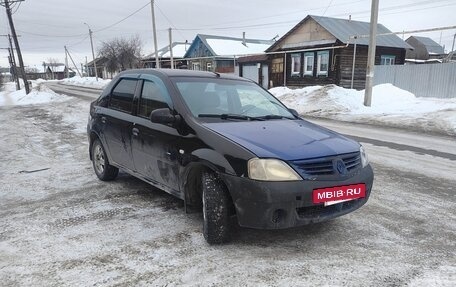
[87,69,374,244]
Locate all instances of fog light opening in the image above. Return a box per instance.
[272,209,286,224]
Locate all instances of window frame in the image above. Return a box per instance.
[108,78,138,114]
[317,51,330,76]
[303,52,314,76]
[290,53,301,76]
[380,55,396,65]
[137,79,172,119]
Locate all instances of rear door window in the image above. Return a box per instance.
[109,78,137,113]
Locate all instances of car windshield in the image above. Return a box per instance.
[172,77,295,119]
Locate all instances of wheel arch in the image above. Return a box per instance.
[181,160,235,215]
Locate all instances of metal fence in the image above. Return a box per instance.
[374,63,456,98]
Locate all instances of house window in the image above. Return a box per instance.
[291,53,301,76]
[381,55,395,65]
[317,51,329,76]
[192,62,201,70]
[206,62,212,71]
[304,52,314,76]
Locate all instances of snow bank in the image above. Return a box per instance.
[0,81,69,106]
[60,76,111,89]
[270,84,456,135]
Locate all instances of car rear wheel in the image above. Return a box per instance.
[202,171,231,244]
[92,139,118,181]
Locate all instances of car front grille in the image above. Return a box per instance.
[291,152,361,180]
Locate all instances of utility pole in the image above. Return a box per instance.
[84,22,98,81]
[64,46,69,78]
[2,0,30,94]
[1,34,20,89]
[168,28,174,69]
[7,34,19,89]
[65,46,82,77]
[150,0,160,68]
[363,0,379,107]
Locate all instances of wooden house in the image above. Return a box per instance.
[46,65,74,80]
[265,15,412,89]
[184,34,273,74]
[142,42,191,69]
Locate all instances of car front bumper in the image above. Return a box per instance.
[221,165,374,229]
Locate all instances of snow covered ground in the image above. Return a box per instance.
[59,76,111,89]
[0,81,70,106]
[270,84,456,136]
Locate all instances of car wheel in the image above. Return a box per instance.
[92,139,118,181]
[202,171,231,244]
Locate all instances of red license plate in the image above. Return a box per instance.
[313,183,366,205]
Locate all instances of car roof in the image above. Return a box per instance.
[118,68,251,82]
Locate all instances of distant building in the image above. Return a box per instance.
[184,34,273,74]
[142,42,191,69]
[405,36,445,62]
[46,65,74,80]
[86,57,118,79]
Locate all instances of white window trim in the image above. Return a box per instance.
[304,53,314,76]
[381,55,395,65]
[317,51,329,76]
[291,53,301,76]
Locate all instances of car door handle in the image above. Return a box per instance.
[101,116,107,123]
[132,128,139,136]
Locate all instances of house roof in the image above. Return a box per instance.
[86,57,109,67]
[144,42,191,59]
[47,65,66,73]
[267,15,412,52]
[406,36,444,55]
[184,34,274,58]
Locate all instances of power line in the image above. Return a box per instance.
[93,2,150,33]
[16,30,86,38]
[322,0,335,16]
[173,0,454,32]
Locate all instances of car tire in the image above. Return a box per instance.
[202,171,231,244]
[92,139,118,181]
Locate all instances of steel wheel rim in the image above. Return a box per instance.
[94,145,105,174]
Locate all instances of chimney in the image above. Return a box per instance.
[242,32,247,47]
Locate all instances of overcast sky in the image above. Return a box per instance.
[0,0,455,70]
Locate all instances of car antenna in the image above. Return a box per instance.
[213,72,220,78]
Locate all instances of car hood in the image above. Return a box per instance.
[202,119,360,161]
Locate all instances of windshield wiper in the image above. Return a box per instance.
[251,114,295,120]
[198,113,265,121]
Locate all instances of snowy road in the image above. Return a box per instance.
[0,82,455,286]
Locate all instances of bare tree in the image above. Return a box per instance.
[25,67,40,73]
[98,35,142,74]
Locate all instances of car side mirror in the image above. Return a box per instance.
[150,108,180,125]
[289,108,299,118]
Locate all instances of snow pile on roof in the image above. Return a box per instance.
[270,84,456,135]
[206,39,271,56]
[60,76,111,89]
[162,43,189,58]
[0,81,69,106]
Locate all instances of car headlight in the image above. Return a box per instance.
[360,146,369,167]
[248,158,302,181]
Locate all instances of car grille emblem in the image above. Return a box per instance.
[336,159,347,175]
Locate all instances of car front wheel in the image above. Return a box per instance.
[202,171,231,244]
[92,139,118,181]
